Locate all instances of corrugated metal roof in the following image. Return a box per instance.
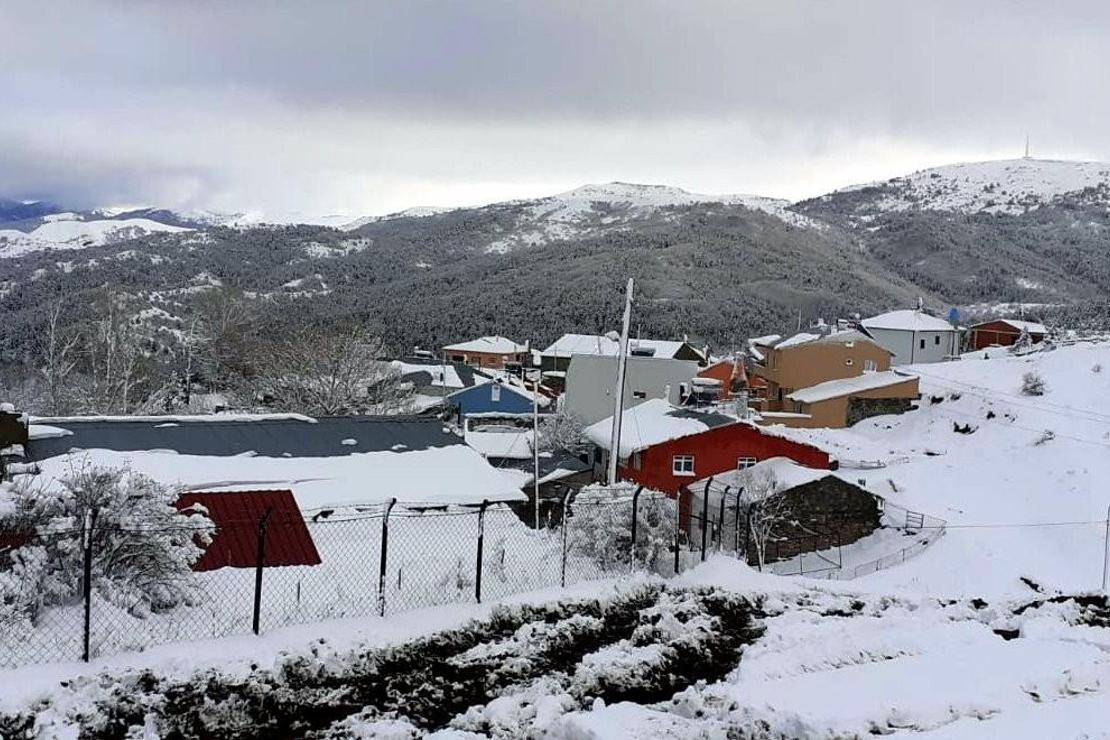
[25,415,460,461]
[177,489,321,571]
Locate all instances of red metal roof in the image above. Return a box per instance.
[176,490,322,571]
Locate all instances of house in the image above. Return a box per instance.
[753,330,891,410]
[563,354,702,425]
[540,333,707,376]
[446,378,550,422]
[966,319,1047,351]
[692,457,881,566]
[747,329,920,427]
[777,371,920,428]
[442,336,528,370]
[17,412,526,509]
[583,399,833,496]
[860,309,960,365]
[393,356,495,412]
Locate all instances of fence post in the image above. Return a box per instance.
[717,486,728,551]
[379,498,396,617]
[630,486,643,567]
[560,489,572,587]
[701,479,712,562]
[475,500,489,603]
[734,487,744,554]
[673,489,682,576]
[81,507,97,663]
[252,507,273,636]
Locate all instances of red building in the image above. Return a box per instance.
[584,399,833,496]
[967,319,1046,351]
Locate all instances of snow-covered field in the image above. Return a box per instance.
[2,341,1108,737]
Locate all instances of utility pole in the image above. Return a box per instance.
[530,361,541,529]
[607,278,634,486]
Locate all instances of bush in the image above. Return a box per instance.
[1020,371,1047,396]
[0,465,213,625]
[566,483,676,573]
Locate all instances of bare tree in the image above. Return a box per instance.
[536,411,588,456]
[78,291,150,414]
[191,287,260,386]
[253,322,411,415]
[738,468,793,570]
[37,300,81,415]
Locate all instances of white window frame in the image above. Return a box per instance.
[863,359,878,372]
[737,456,757,470]
[672,454,696,476]
[490,384,501,402]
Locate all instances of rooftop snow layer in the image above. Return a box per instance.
[584,398,736,457]
[698,455,838,492]
[786,371,917,404]
[31,444,525,509]
[442,335,527,354]
[542,333,695,360]
[862,310,956,332]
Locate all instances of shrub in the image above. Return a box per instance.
[565,483,676,572]
[1020,371,1046,396]
[0,465,213,625]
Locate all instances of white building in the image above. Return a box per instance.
[563,354,701,425]
[860,310,960,365]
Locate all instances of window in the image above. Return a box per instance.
[632,390,647,399]
[934,335,941,345]
[631,452,643,470]
[863,359,878,372]
[737,456,757,470]
[490,384,501,402]
[672,454,695,476]
[845,358,854,366]
[919,338,926,350]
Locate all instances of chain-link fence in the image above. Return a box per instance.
[0,484,954,668]
[0,488,681,669]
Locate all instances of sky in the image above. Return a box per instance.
[3,1,1110,222]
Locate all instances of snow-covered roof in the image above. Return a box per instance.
[541,333,695,360]
[749,334,782,347]
[442,335,527,354]
[861,310,956,333]
[998,319,1047,335]
[773,332,821,350]
[699,456,840,492]
[584,398,737,458]
[768,329,891,354]
[31,444,525,509]
[786,371,918,405]
[446,378,551,407]
[464,427,533,460]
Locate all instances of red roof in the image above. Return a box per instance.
[176,490,322,571]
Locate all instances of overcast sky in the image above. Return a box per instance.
[3,1,1109,221]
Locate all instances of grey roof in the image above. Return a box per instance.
[24,415,461,462]
[664,407,737,428]
[491,450,592,486]
[399,358,492,389]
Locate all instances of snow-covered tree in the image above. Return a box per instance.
[737,468,793,570]
[565,483,676,572]
[0,464,212,625]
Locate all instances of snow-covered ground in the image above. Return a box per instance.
[0,214,191,258]
[3,342,1108,737]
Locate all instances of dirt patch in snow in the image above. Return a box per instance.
[0,585,764,738]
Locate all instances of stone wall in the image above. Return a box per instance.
[846,396,915,427]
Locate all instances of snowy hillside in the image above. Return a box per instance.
[0,212,191,259]
[484,182,816,253]
[770,339,1110,596]
[833,157,1110,215]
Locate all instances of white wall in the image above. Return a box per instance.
[564,354,700,425]
[866,327,959,365]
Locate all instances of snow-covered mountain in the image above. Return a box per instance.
[828,157,1110,215]
[341,182,818,253]
[0,212,192,259]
